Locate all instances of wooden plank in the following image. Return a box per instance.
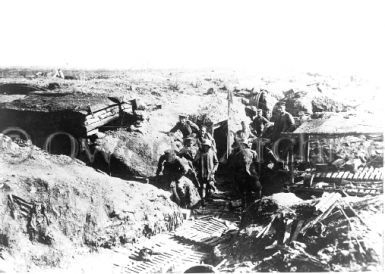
[85,114,119,132]
[373,168,380,178]
[89,102,113,113]
[283,219,294,243]
[125,267,140,273]
[150,256,164,264]
[374,170,381,180]
[342,171,351,179]
[85,115,117,127]
[332,172,340,179]
[86,112,119,125]
[368,170,376,180]
[205,237,220,245]
[347,172,355,179]
[128,265,143,273]
[357,170,367,180]
[136,264,148,271]
[352,172,360,180]
[192,224,212,233]
[209,238,224,246]
[315,193,341,213]
[290,220,304,242]
[363,171,372,180]
[337,171,345,179]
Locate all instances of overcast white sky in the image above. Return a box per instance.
[0,0,384,78]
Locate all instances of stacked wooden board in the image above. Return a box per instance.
[113,199,241,273]
[84,100,132,133]
[313,166,383,182]
[174,216,232,247]
[114,233,206,274]
[292,166,383,196]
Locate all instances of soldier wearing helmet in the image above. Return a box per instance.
[194,139,219,205]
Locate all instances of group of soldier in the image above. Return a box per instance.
[155,104,295,208]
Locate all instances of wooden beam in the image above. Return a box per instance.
[85,115,119,132]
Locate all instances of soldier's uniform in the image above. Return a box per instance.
[194,140,219,204]
[170,117,199,138]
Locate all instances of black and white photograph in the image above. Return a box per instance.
[0,0,384,273]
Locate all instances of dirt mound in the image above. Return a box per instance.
[272,89,352,120]
[0,134,183,272]
[279,89,314,117]
[94,130,161,178]
[94,93,248,178]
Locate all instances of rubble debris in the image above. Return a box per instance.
[279,89,314,116]
[218,192,383,272]
[292,166,384,197]
[236,89,277,119]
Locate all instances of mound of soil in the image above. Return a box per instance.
[94,92,248,178]
[0,134,183,272]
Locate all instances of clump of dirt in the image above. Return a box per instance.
[0,134,183,272]
[94,129,162,178]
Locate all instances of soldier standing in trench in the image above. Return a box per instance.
[194,139,219,206]
[196,125,217,153]
[270,104,295,143]
[156,149,200,208]
[251,108,271,138]
[232,120,256,151]
[269,104,296,162]
[169,114,200,139]
[155,149,187,188]
[178,137,200,189]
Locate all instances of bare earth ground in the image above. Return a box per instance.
[0,134,182,272]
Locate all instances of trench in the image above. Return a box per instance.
[3,102,382,272]
[0,108,242,271]
[109,195,241,273]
